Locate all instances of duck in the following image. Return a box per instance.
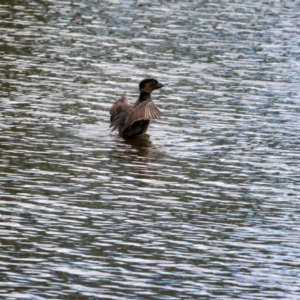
[109,78,164,138]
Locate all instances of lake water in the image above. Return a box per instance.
[1,0,300,299]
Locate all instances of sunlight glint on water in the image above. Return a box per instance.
[0,0,300,299]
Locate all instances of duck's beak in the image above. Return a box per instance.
[155,82,164,89]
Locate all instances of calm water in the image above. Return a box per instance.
[1,0,300,299]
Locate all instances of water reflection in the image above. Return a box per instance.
[1,0,300,299]
[109,134,163,186]
[119,134,154,157]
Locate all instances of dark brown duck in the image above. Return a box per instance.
[109,78,164,138]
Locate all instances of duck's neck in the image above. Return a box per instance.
[135,91,151,105]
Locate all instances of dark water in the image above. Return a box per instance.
[1,0,300,299]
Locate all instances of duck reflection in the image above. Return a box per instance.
[112,134,159,161]
[122,134,153,157]
[110,134,162,183]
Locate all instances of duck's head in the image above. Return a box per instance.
[139,78,164,93]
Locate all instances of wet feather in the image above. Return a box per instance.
[109,78,164,139]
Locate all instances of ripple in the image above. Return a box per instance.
[1,0,300,299]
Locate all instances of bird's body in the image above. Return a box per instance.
[109,78,164,138]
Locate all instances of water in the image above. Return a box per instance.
[1,0,300,299]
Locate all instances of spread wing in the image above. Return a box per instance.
[110,95,130,118]
[123,100,162,130]
[109,95,132,131]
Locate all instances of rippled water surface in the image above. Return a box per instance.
[1,0,300,299]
